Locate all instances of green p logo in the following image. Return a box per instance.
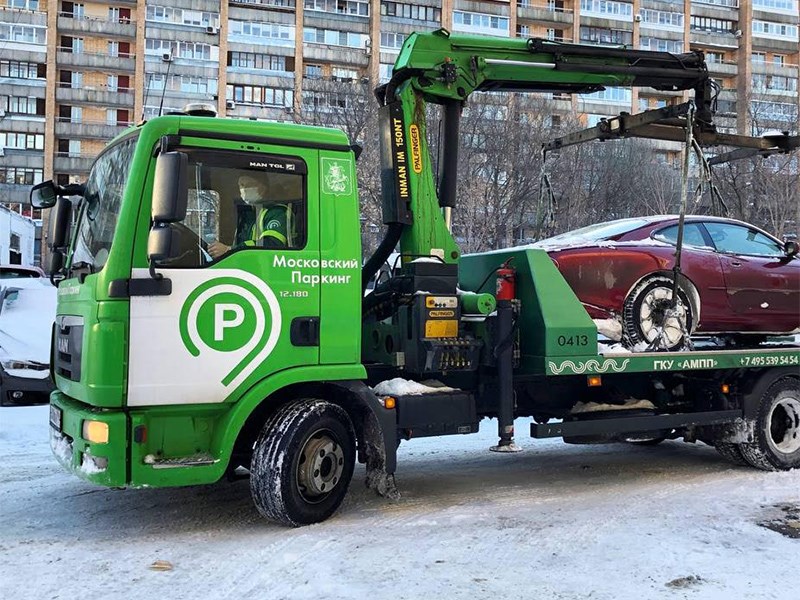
[179,276,281,388]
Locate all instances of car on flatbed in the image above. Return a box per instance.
[532,216,800,350]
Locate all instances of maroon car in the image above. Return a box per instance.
[534,216,800,350]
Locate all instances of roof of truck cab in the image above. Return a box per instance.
[118,114,353,153]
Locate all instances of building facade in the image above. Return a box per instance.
[1,0,798,211]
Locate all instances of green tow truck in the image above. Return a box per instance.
[33,31,799,526]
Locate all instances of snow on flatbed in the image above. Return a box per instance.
[2,405,799,599]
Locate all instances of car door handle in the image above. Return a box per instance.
[730,261,742,267]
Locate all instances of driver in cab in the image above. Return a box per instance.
[208,174,291,258]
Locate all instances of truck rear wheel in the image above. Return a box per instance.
[740,378,800,471]
[250,399,356,526]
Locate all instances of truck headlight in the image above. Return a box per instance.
[82,420,109,444]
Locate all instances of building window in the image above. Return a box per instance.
[705,51,724,63]
[580,26,632,46]
[0,23,47,45]
[379,31,406,49]
[0,132,45,150]
[304,63,323,78]
[752,74,798,93]
[380,2,441,22]
[331,67,358,81]
[304,27,368,48]
[580,0,633,20]
[230,20,295,44]
[639,37,683,53]
[640,9,683,29]
[3,96,41,116]
[0,167,43,186]
[226,84,293,108]
[145,5,220,29]
[751,52,766,62]
[0,60,43,79]
[773,54,786,66]
[452,10,510,36]
[582,87,632,104]
[228,52,292,72]
[304,0,369,17]
[752,0,797,13]
[752,20,799,41]
[690,16,736,34]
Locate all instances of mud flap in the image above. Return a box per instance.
[330,380,400,500]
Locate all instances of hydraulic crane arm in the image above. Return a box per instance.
[380,32,715,124]
[362,29,775,290]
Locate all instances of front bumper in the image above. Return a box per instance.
[49,390,128,487]
[0,366,54,406]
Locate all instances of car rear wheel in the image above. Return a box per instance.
[623,276,693,351]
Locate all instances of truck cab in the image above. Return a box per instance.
[44,114,365,488]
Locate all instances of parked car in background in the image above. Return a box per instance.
[530,216,800,350]
[0,266,55,406]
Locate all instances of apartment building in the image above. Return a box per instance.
[1,0,798,215]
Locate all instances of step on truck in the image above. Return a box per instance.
[32,30,800,526]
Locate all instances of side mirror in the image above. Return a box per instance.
[48,197,73,250]
[785,240,799,258]
[30,180,58,209]
[147,223,181,263]
[152,151,188,223]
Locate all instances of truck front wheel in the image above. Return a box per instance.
[740,378,800,471]
[250,399,356,526]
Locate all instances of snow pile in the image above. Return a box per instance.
[49,430,72,465]
[598,341,650,354]
[373,378,456,396]
[80,454,105,475]
[571,398,656,414]
[593,318,622,341]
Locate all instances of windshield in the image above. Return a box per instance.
[71,135,138,270]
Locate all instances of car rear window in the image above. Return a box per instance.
[653,224,708,248]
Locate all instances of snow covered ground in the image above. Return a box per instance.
[2,405,798,600]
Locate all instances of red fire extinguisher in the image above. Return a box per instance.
[496,260,516,301]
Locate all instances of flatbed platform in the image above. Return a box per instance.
[545,344,800,376]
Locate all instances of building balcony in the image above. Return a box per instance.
[54,154,95,175]
[226,72,295,88]
[0,116,45,133]
[0,148,44,170]
[55,85,135,108]
[303,44,369,67]
[0,46,46,63]
[517,4,574,26]
[689,31,739,49]
[55,120,131,141]
[751,36,800,53]
[752,61,800,78]
[707,61,739,76]
[0,7,47,27]
[690,1,739,20]
[0,81,46,97]
[0,183,34,206]
[56,15,136,38]
[56,49,136,72]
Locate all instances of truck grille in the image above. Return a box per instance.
[54,315,83,382]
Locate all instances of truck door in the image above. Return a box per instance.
[127,146,320,407]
